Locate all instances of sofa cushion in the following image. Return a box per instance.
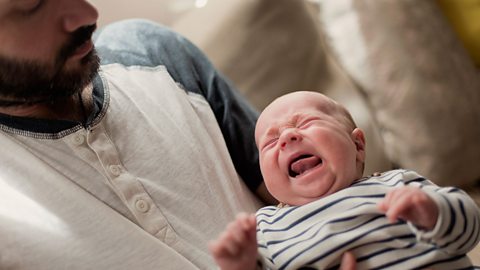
[320,0,480,187]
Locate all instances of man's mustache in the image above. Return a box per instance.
[58,24,97,64]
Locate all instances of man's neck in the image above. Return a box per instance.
[0,84,93,123]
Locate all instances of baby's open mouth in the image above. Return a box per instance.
[289,155,323,178]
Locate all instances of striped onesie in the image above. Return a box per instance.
[256,169,480,269]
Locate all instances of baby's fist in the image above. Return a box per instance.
[378,186,438,230]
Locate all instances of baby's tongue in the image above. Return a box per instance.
[291,156,322,176]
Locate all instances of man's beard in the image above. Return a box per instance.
[0,24,100,106]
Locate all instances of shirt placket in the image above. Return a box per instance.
[70,123,176,244]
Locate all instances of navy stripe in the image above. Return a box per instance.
[354,175,426,189]
[355,235,417,263]
[411,254,468,270]
[278,218,398,270]
[447,187,462,193]
[370,246,437,270]
[324,234,416,270]
[257,206,298,222]
[458,217,477,250]
[301,222,405,269]
[359,242,416,263]
[354,181,403,188]
[347,202,377,211]
[258,194,384,232]
[256,206,283,218]
[441,194,456,238]
[440,199,467,249]
[256,246,274,264]
[470,216,480,251]
[266,215,359,246]
[264,203,379,247]
[354,171,405,187]
[261,206,281,212]
[404,177,427,185]
[458,219,477,249]
[271,215,384,259]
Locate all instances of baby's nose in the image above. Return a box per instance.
[279,129,302,149]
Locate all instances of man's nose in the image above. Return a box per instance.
[62,0,99,33]
[279,128,302,149]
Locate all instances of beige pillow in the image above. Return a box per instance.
[320,0,480,187]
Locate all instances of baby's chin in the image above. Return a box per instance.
[283,192,331,206]
[287,182,348,206]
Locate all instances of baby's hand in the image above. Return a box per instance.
[208,213,258,270]
[378,186,438,230]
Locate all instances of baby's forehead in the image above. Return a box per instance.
[256,104,323,139]
[261,94,333,121]
[255,94,348,140]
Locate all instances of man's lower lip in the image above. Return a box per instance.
[71,40,93,59]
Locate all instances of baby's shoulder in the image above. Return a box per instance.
[353,169,425,187]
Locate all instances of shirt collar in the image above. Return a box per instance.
[0,73,108,139]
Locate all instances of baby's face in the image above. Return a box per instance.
[255,92,365,206]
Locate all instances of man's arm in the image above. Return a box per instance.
[165,28,265,197]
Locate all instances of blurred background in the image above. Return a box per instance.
[90,0,480,262]
[90,0,201,26]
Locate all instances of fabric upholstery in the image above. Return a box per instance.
[319,0,480,187]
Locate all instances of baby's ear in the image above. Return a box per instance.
[351,128,366,162]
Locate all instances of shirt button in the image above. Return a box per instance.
[135,199,150,213]
[72,134,85,146]
[109,165,122,176]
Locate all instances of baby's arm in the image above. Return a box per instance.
[208,213,258,270]
[377,172,480,254]
[378,186,438,230]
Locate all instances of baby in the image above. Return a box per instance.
[209,91,480,269]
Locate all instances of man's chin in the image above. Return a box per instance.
[0,50,99,106]
[50,51,100,98]
[63,49,99,75]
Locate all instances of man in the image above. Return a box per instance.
[0,0,274,268]
[0,1,355,269]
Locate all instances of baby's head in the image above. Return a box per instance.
[255,91,366,206]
